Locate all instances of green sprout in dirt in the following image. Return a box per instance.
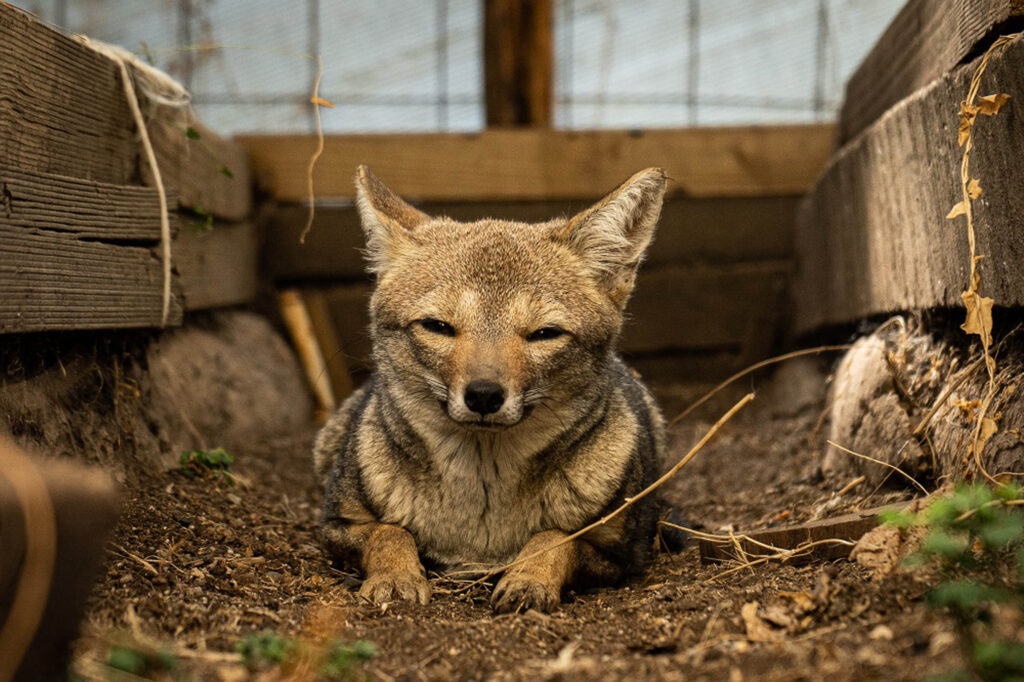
[179,447,235,485]
[190,205,214,234]
[320,639,377,679]
[106,644,178,676]
[882,482,1024,681]
[235,630,297,670]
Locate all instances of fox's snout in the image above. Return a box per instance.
[463,380,506,416]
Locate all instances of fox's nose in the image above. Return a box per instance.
[464,380,506,416]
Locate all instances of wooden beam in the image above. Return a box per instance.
[259,196,798,282]
[237,125,835,202]
[0,2,251,221]
[173,217,258,311]
[484,0,553,127]
[839,0,1024,143]
[698,504,905,565]
[794,34,1024,334]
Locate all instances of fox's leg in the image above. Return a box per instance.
[321,512,430,605]
[491,530,619,613]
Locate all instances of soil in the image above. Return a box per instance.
[69,367,965,681]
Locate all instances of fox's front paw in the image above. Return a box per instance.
[491,573,560,614]
[358,570,431,605]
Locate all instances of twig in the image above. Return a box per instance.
[111,543,159,575]
[461,393,755,591]
[300,55,327,244]
[704,538,856,583]
[837,475,866,496]
[668,346,850,428]
[826,440,929,496]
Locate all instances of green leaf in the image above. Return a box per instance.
[106,647,146,674]
[185,126,201,140]
[923,529,971,559]
[235,630,297,669]
[321,639,377,678]
[218,165,234,179]
[978,511,1024,549]
[928,581,1007,611]
[880,509,916,528]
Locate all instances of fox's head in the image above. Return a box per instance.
[356,165,666,430]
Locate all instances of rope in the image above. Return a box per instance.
[73,37,192,327]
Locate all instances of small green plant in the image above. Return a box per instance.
[190,205,214,234]
[218,164,234,179]
[882,482,1024,681]
[179,447,235,485]
[184,126,201,140]
[320,639,377,679]
[106,644,177,675]
[235,630,297,670]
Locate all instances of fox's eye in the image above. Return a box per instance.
[526,326,566,342]
[418,318,456,337]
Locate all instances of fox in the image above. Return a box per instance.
[312,165,670,613]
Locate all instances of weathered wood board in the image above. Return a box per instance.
[698,504,905,565]
[0,2,251,221]
[173,217,258,311]
[839,0,1024,144]
[0,223,184,333]
[238,125,835,203]
[794,34,1024,334]
[260,196,799,282]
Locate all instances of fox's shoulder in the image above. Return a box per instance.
[312,380,375,483]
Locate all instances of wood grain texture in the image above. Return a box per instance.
[484,0,553,127]
[0,224,184,333]
[839,0,1024,143]
[795,35,1024,334]
[0,167,175,241]
[259,196,799,282]
[172,217,258,311]
[698,504,905,565]
[237,125,835,202]
[0,2,251,220]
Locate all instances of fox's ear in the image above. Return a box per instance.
[355,165,430,273]
[558,167,667,307]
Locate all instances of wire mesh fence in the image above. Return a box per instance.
[23,0,903,134]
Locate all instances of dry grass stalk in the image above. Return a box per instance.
[668,346,850,428]
[459,392,755,592]
[949,31,1023,481]
[826,440,929,496]
[703,538,856,583]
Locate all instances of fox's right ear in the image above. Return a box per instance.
[355,165,430,273]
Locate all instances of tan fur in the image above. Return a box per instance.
[314,166,669,612]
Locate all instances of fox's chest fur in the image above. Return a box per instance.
[355,391,639,566]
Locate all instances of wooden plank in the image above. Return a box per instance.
[0,167,174,241]
[172,216,258,311]
[0,1,135,184]
[302,289,356,403]
[0,438,121,681]
[839,0,1024,144]
[484,0,553,127]
[698,504,905,565]
[0,224,183,333]
[237,125,835,202]
[794,34,1024,334]
[260,196,798,282]
[0,2,251,220]
[622,263,789,354]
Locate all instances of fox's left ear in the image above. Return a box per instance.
[558,167,667,307]
[355,165,430,273]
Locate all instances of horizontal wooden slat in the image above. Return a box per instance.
[622,263,789,354]
[0,2,251,220]
[795,34,1024,334]
[0,224,183,333]
[260,196,799,282]
[0,167,176,241]
[238,125,835,203]
[173,216,258,311]
[839,0,1024,143]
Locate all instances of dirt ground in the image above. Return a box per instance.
[67,367,965,681]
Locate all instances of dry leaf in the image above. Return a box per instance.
[850,525,903,580]
[946,201,969,219]
[974,416,1000,457]
[977,93,1011,116]
[958,102,979,146]
[960,289,995,344]
[310,96,336,109]
[968,178,983,199]
[741,602,784,643]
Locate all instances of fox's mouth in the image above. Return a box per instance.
[436,399,532,429]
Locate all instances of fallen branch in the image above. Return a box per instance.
[826,440,930,496]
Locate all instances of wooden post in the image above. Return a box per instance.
[484,0,553,127]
